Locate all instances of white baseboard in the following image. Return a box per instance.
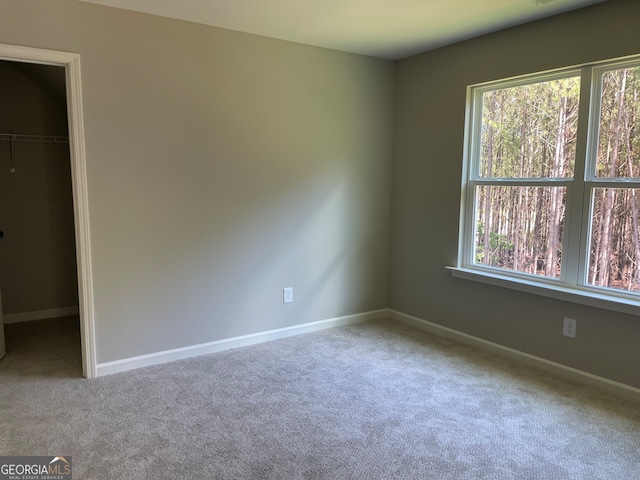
[388,309,640,402]
[3,306,80,324]
[96,309,388,377]
[94,307,640,400]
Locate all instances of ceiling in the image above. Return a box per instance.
[76,0,606,60]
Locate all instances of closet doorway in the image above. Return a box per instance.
[0,60,80,372]
[0,45,94,378]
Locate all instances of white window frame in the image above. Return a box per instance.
[450,54,640,316]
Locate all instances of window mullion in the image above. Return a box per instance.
[563,67,593,287]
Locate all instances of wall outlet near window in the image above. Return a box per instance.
[563,317,577,338]
[283,287,293,304]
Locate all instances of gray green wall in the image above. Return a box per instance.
[0,0,394,364]
[391,0,640,388]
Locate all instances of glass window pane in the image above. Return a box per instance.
[588,188,640,292]
[479,77,580,178]
[596,66,640,178]
[473,186,566,278]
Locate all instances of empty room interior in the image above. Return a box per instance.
[1,0,639,478]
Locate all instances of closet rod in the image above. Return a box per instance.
[0,133,68,143]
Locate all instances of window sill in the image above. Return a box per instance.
[447,266,640,317]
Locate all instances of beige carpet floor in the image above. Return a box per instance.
[1,316,639,479]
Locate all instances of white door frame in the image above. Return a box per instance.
[0,44,96,378]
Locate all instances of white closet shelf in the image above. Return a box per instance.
[0,133,68,143]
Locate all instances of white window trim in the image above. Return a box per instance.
[452,53,640,316]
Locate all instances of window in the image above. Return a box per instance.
[456,55,640,308]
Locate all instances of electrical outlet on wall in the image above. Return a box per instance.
[283,287,293,304]
[563,317,577,338]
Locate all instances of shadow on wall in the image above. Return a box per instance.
[104,150,384,346]
[92,43,393,359]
